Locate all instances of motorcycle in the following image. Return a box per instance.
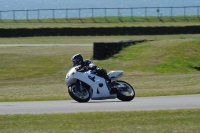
[65,66,135,102]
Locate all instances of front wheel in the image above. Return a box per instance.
[68,83,91,103]
[115,81,135,101]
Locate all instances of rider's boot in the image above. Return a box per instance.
[109,80,117,94]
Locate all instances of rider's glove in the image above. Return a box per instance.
[77,66,88,72]
[83,66,88,71]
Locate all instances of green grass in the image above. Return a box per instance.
[0,16,200,29]
[0,34,200,44]
[107,39,200,73]
[0,46,91,101]
[0,109,199,133]
[0,34,200,101]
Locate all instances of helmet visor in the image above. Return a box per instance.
[72,60,78,67]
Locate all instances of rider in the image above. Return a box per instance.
[71,53,116,93]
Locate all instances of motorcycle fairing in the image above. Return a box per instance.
[108,70,123,81]
[66,67,117,100]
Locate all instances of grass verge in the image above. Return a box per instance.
[0,109,199,133]
[0,16,200,29]
[0,34,200,101]
[0,34,200,44]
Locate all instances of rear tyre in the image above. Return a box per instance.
[68,83,91,103]
[116,81,135,101]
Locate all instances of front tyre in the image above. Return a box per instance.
[116,81,135,101]
[68,83,91,103]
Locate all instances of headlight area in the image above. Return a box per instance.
[65,72,75,86]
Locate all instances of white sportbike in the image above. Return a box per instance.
[65,66,135,102]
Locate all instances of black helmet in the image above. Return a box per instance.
[71,53,83,67]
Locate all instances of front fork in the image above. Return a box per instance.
[76,80,90,92]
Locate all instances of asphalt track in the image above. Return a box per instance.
[0,94,199,115]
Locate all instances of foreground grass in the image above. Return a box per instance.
[0,35,200,101]
[0,109,199,133]
[0,16,200,29]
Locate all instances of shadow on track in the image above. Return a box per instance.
[72,100,134,103]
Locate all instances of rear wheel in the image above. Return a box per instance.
[115,81,135,101]
[68,83,91,103]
